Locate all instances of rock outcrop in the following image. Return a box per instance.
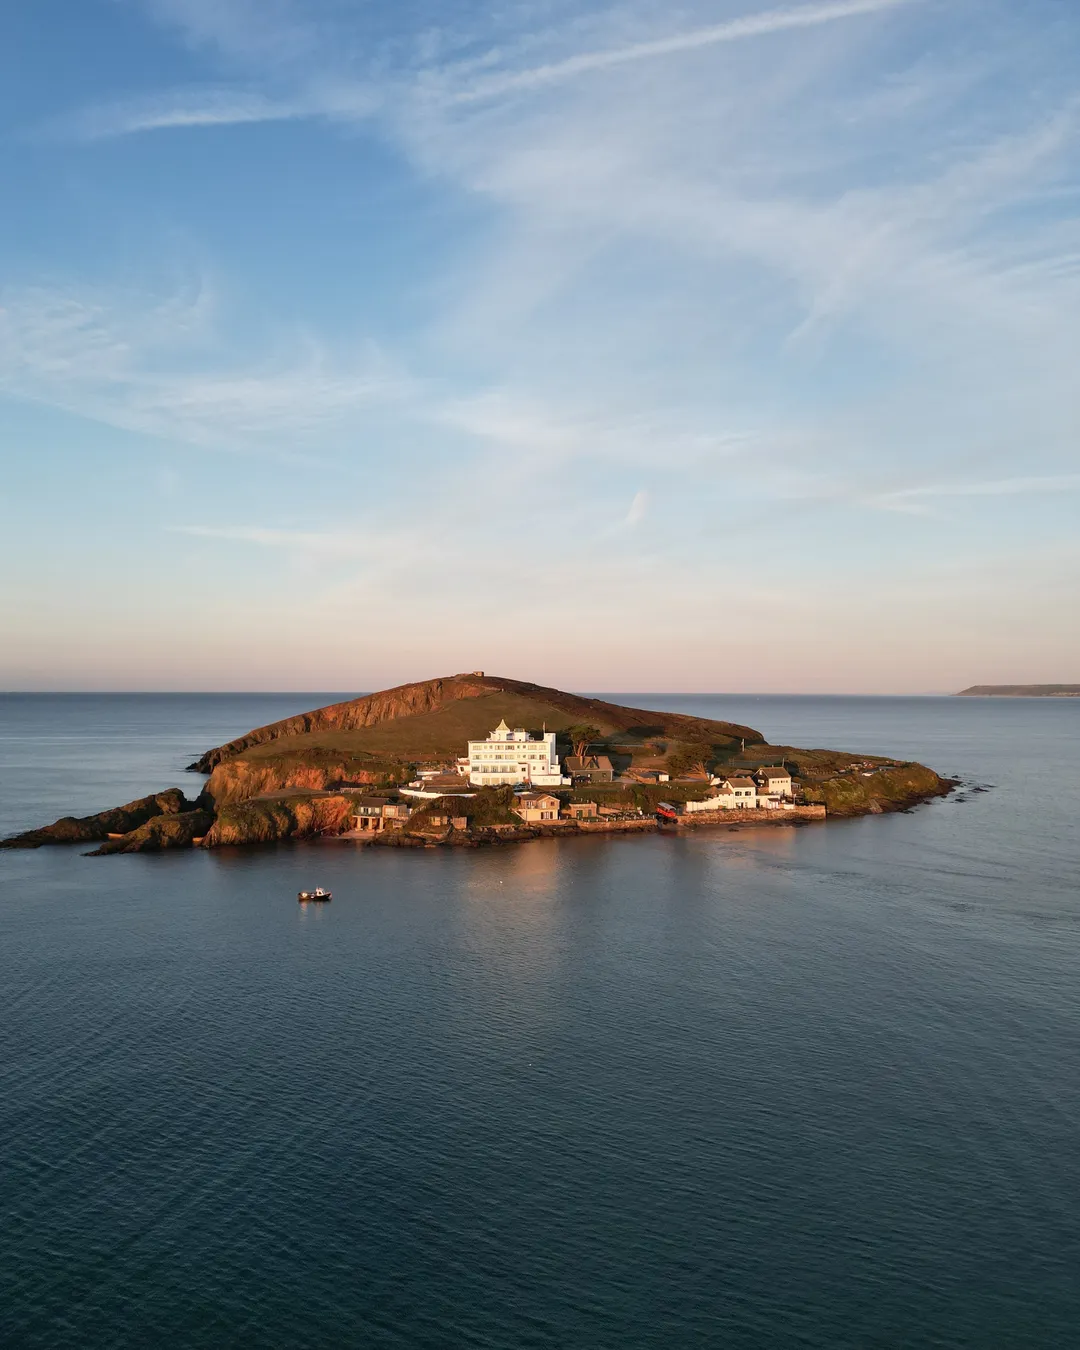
[204,795,356,848]
[1,789,199,849]
[800,763,952,816]
[88,809,215,855]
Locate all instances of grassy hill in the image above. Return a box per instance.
[241,691,635,763]
[193,673,766,802]
[191,674,954,818]
[191,673,763,770]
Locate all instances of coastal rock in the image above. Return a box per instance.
[204,794,355,848]
[799,763,951,817]
[88,809,215,855]
[1,789,198,849]
[203,758,392,807]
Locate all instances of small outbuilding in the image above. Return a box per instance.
[563,800,599,820]
[635,769,670,784]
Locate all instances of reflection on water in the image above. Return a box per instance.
[1,695,1078,1349]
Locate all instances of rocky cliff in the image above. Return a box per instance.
[202,759,395,807]
[204,794,356,847]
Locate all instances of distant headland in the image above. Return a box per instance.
[956,685,1080,697]
[2,673,953,854]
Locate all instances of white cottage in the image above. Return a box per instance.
[684,777,759,812]
[756,767,793,799]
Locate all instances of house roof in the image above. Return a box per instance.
[516,791,559,804]
[565,755,613,772]
[725,777,757,789]
[757,766,790,776]
[354,796,393,808]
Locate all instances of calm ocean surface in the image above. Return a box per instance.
[1,693,1078,1349]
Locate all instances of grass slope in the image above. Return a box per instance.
[197,679,767,804]
[238,690,730,765]
[192,673,764,772]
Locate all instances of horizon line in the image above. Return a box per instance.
[0,687,967,697]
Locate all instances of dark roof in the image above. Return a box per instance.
[565,755,614,772]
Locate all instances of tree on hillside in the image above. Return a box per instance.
[564,724,602,759]
[667,740,716,778]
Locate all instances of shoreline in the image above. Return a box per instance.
[325,804,831,851]
[0,671,958,856]
[0,777,956,856]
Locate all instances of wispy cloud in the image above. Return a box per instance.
[0,283,407,452]
[169,524,383,556]
[137,0,326,70]
[869,474,1080,512]
[451,0,922,103]
[625,490,649,526]
[58,90,313,140]
[42,82,382,141]
[46,0,920,142]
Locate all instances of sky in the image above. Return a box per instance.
[1,0,1078,693]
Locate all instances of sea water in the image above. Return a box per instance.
[1,694,1077,1348]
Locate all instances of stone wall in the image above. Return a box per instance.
[679,805,826,828]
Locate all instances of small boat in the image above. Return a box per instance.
[298,887,332,903]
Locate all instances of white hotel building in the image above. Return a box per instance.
[462,720,568,788]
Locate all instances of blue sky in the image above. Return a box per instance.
[2,0,1079,691]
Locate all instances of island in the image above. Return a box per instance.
[956,684,1080,697]
[2,672,954,854]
